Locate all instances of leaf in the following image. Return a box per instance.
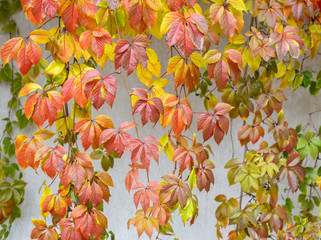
[171,109,184,136]
[34,129,55,141]
[19,83,42,97]
[29,29,50,44]
[69,163,86,191]
[27,41,42,66]
[62,2,78,33]
[17,44,32,75]
[45,60,65,75]
[0,37,23,65]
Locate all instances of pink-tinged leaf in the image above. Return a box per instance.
[119,122,137,131]
[133,88,148,100]
[82,69,101,83]
[219,10,236,39]
[78,181,92,204]
[214,59,229,89]
[75,152,93,167]
[90,181,103,207]
[69,163,87,191]
[44,0,58,19]
[214,103,234,115]
[166,20,183,47]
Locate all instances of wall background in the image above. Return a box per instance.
[0,9,321,240]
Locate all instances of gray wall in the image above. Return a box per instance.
[1,10,321,240]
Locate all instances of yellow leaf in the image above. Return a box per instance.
[45,60,65,75]
[228,0,247,12]
[160,12,181,34]
[190,52,206,69]
[275,62,286,78]
[244,48,260,73]
[146,0,162,10]
[34,129,55,141]
[204,49,221,64]
[280,69,295,88]
[56,111,73,136]
[72,101,91,119]
[98,42,115,69]
[152,78,169,88]
[29,29,50,44]
[167,56,183,74]
[193,3,203,14]
[137,64,153,87]
[164,143,174,161]
[96,5,109,26]
[19,83,42,97]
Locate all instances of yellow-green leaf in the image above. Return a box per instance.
[34,129,55,141]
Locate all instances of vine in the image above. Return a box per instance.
[0,0,29,238]
[1,0,321,239]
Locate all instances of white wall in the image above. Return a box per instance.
[1,10,321,240]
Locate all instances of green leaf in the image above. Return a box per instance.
[311,136,321,147]
[0,188,12,202]
[12,189,21,205]
[285,198,293,214]
[293,75,303,90]
[13,180,27,189]
[302,75,311,88]
[116,9,125,28]
[305,167,317,181]
[309,81,320,96]
[309,143,318,159]
[296,137,307,149]
[303,71,313,79]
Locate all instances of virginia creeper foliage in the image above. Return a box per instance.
[1,0,321,239]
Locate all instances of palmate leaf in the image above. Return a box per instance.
[204,49,242,89]
[197,103,233,144]
[82,68,117,110]
[114,35,152,75]
[269,23,306,61]
[161,11,208,57]
[79,27,112,58]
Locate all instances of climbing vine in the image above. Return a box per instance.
[0,0,29,238]
[1,0,321,239]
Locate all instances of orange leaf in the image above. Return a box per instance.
[19,83,42,97]
[27,41,42,66]
[17,44,33,75]
[171,109,184,136]
[0,37,23,65]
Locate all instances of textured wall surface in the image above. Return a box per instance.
[1,11,321,240]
